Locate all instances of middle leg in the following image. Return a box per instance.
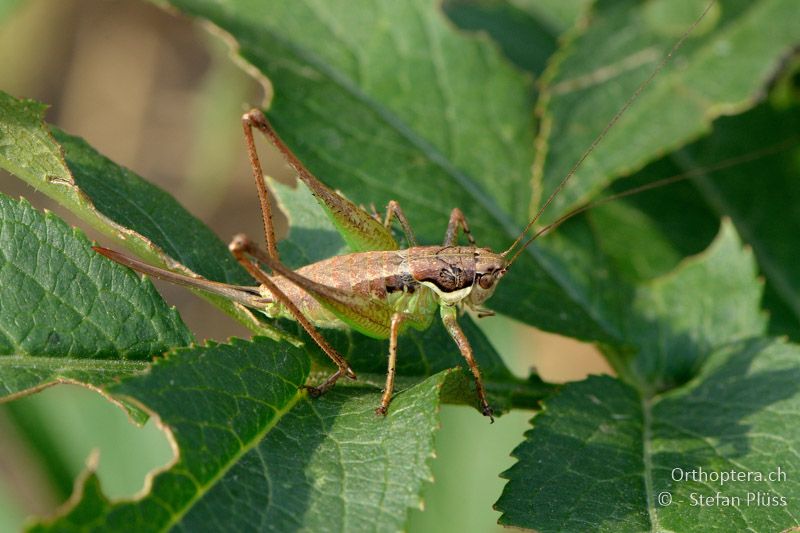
[443,208,476,247]
[376,312,405,416]
[384,200,417,246]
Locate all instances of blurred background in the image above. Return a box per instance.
[0,0,610,530]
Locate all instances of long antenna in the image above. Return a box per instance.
[505,138,797,266]
[503,0,717,258]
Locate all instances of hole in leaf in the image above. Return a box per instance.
[0,384,174,527]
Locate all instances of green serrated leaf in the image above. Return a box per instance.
[29,338,459,532]
[622,220,767,392]
[0,90,274,337]
[0,193,191,399]
[181,373,451,532]
[520,215,766,393]
[592,101,800,339]
[535,0,798,223]
[496,220,793,531]
[671,104,800,340]
[497,338,800,532]
[497,375,649,531]
[0,194,193,358]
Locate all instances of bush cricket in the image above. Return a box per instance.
[93,2,725,421]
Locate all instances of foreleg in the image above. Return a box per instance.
[440,305,493,422]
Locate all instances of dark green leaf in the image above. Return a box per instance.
[497,375,650,531]
[0,193,190,398]
[670,104,800,339]
[521,217,765,392]
[496,217,798,530]
[509,0,590,34]
[587,166,720,283]
[443,0,559,76]
[29,338,462,532]
[621,221,766,392]
[0,91,268,335]
[535,0,798,223]
[592,101,800,338]
[497,338,800,532]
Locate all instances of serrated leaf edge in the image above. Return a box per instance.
[29,337,308,530]
[1,91,285,340]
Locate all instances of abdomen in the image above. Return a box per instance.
[261,250,422,331]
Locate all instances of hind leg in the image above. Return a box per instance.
[228,234,357,392]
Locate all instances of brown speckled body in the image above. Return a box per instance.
[261,245,506,337]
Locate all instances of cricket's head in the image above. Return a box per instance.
[467,248,507,308]
[412,246,506,308]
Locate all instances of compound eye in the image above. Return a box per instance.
[478,274,494,290]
